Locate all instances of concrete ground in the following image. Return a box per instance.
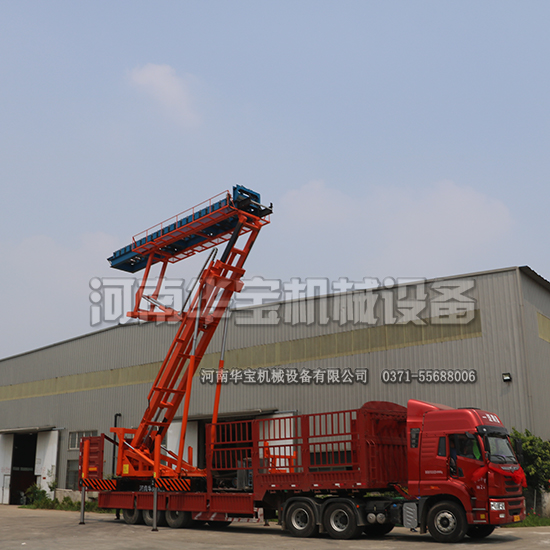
[0,505,548,550]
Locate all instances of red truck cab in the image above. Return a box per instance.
[407,399,526,539]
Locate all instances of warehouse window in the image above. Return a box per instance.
[68,430,97,450]
[537,312,550,344]
[66,460,80,491]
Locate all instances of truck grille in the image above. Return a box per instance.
[505,479,520,492]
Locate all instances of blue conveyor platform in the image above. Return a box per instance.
[108,185,271,273]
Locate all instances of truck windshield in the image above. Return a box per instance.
[486,436,517,464]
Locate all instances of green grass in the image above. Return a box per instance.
[503,513,550,528]
[20,497,114,513]
[20,484,113,513]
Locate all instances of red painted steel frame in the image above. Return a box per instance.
[205,402,408,501]
[111,205,268,480]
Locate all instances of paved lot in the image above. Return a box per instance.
[0,505,549,550]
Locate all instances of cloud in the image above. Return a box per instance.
[258,179,513,283]
[0,232,119,359]
[379,180,511,243]
[280,180,359,226]
[371,180,513,277]
[129,63,200,127]
[255,180,365,281]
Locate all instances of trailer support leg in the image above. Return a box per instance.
[152,486,158,532]
[79,486,86,525]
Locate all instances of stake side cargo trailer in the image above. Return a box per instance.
[81,399,526,543]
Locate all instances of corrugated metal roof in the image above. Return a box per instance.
[0,425,55,434]
[519,265,550,294]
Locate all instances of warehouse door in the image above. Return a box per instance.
[34,431,58,498]
[0,434,13,504]
[10,433,37,504]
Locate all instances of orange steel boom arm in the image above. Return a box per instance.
[109,186,271,479]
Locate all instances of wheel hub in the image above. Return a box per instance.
[330,510,350,532]
[435,511,456,534]
[291,509,310,530]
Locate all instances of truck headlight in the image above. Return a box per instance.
[490,502,506,511]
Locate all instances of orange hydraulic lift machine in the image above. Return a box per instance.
[80,186,271,504]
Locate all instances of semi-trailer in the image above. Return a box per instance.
[81,398,526,543]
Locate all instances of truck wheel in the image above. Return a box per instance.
[427,501,467,543]
[363,523,394,537]
[323,502,363,540]
[467,525,495,539]
[165,510,193,528]
[286,501,318,537]
[143,509,167,527]
[122,508,144,525]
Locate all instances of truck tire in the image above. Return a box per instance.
[323,502,363,540]
[467,525,495,539]
[286,501,318,538]
[363,523,394,537]
[427,501,467,543]
[122,508,144,525]
[143,509,167,527]
[165,510,193,528]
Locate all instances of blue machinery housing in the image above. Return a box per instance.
[107,186,271,273]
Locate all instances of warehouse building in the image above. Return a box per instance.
[1,265,550,504]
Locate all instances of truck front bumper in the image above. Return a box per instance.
[487,497,525,525]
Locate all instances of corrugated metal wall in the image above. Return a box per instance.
[191,268,533,435]
[518,270,550,438]
[0,323,179,384]
[2,266,550,489]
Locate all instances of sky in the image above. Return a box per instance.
[1,1,549,359]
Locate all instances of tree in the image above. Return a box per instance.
[511,428,550,492]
